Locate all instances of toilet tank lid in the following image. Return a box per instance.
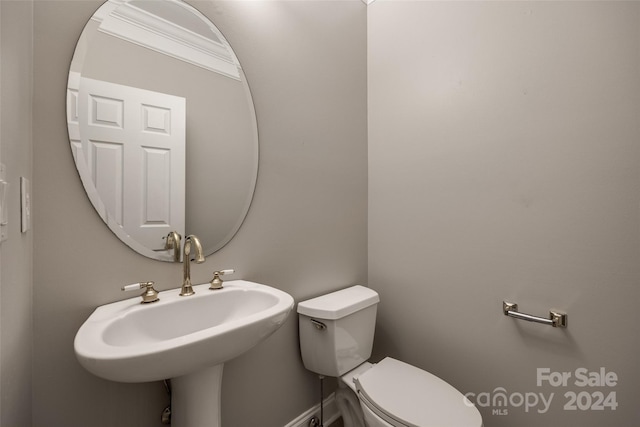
[297,285,380,320]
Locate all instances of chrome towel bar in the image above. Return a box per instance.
[503,301,567,328]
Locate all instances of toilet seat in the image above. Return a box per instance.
[354,357,482,427]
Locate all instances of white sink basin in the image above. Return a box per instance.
[74,280,294,383]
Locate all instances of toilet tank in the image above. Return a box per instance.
[297,285,380,377]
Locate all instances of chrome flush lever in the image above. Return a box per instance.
[310,319,327,330]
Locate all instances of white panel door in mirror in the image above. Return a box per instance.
[77,77,186,250]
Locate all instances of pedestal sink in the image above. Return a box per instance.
[74,280,294,426]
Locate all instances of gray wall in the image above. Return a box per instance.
[368,2,640,426]
[0,1,33,426]
[33,1,367,426]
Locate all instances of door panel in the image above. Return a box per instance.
[77,77,186,250]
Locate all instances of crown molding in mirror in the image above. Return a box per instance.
[92,0,241,79]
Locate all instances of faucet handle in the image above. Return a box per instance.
[209,269,235,290]
[122,281,160,304]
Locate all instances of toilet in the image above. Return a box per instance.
[297,285,483,427]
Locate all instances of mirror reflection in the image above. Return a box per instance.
[67,0,258,261]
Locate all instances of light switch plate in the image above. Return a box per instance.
[0,163,7,242]
[21,177,31,233]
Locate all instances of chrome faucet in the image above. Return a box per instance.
[180,235,205,296]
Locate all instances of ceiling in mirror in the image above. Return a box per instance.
[67,0,259,261]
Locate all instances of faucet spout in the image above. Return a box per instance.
[180,235,205,296]
[164,231,182,262]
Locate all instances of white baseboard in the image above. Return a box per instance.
[284,392,340,427]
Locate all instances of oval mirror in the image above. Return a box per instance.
[67,0,258,261]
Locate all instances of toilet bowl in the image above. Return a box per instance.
[335,386,365,427]
[297,286,482,427]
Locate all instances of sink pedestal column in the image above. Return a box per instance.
[172,364,224,427]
